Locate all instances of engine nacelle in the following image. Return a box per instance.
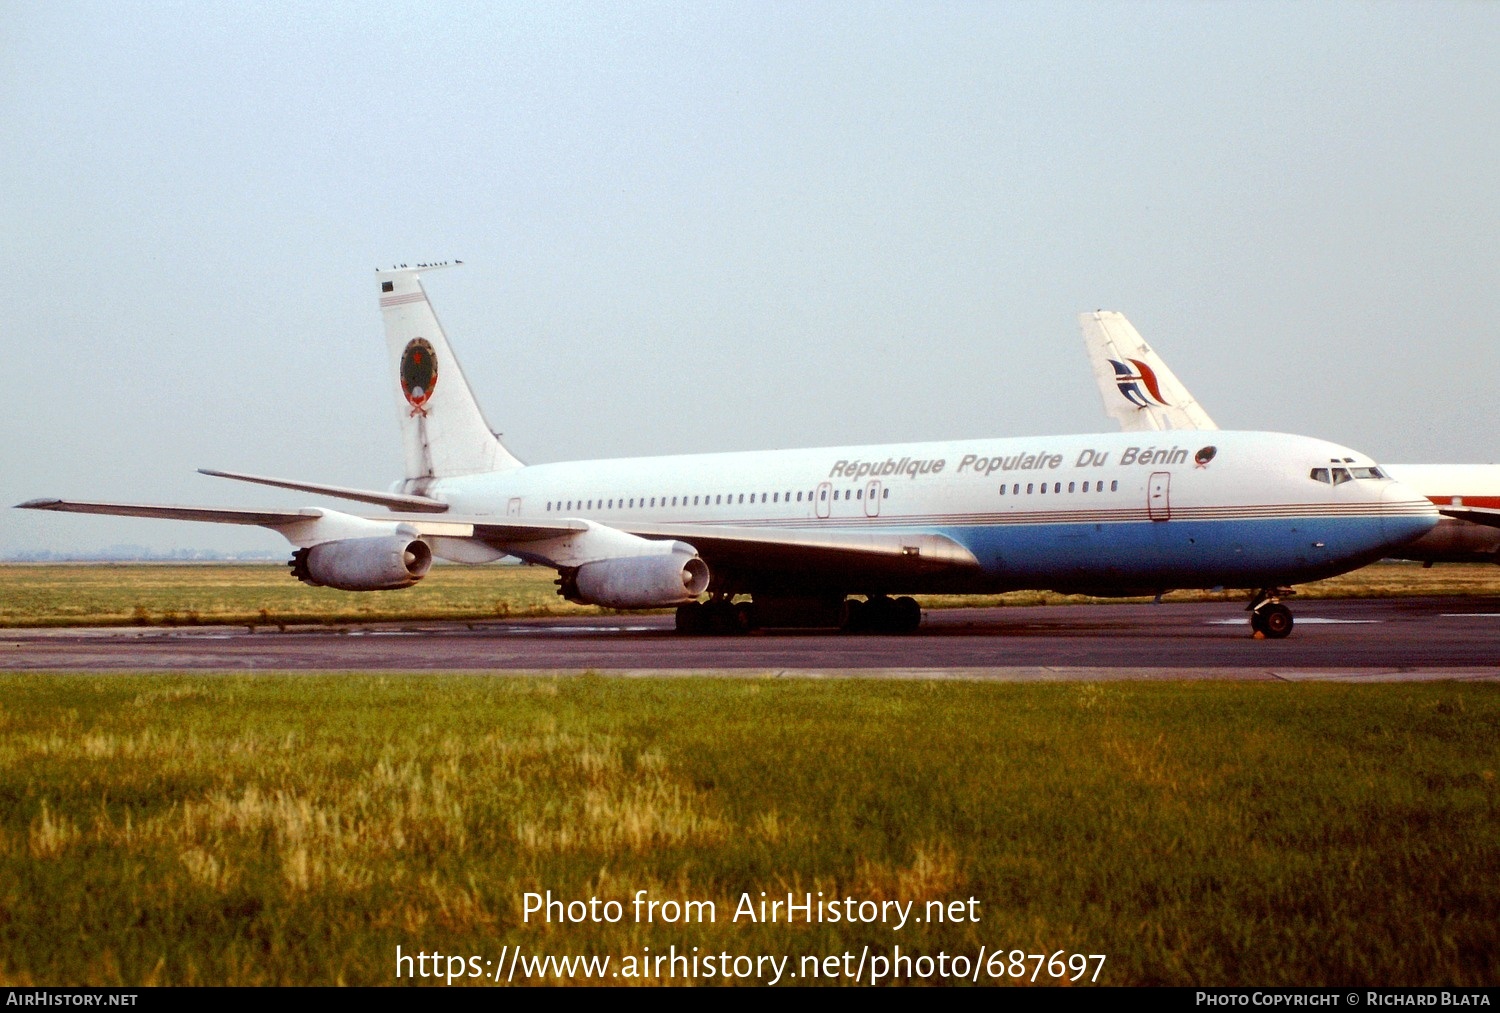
[290,535,433,591]
[565,553,710,609]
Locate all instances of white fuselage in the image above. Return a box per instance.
[418,429,1436,596]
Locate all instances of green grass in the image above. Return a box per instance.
[3,560,1497,629]
[1,675,1495,985]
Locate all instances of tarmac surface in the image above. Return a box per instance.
[4,596,1498,680]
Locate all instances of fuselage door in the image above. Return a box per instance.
[1147,472,1171,521]
[865,480,882,517]
[815,482,832,519]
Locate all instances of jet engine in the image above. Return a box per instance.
[560,552,710,609]
[290,535,433,591]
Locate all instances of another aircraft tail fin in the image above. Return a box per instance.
[376,262,523,488]
[1078,311,1219,432]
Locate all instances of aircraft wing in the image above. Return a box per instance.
[16,498,979,577]
[597,521,980,578]
[16,499,323,528]
[1438,505,1500,530]
[456,517,979,577]
[1080,311,1218,432]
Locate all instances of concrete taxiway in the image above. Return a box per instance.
[3,597,1497,680]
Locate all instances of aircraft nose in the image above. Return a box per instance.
[1380,481,1439,550]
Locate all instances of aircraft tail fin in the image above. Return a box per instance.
[1078,311,1219,432]
[376,262,523,488]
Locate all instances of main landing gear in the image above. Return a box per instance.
[674,597,753,635]
[841,595,922,635]
[674,594,923,635]
[1247,587,1295,639]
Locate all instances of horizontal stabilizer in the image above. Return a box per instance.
[14,497,593,546]
[198,469,449,512]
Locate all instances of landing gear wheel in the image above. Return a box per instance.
[1259,603,1293,639]
[733,600,758,633]
[840,598,867,633]
[1247,587,1296,639]
[676,600,749,635]
[703,599,742,635]
[892,596,921,634]
[847,596,922,634]
[675,602,707,634]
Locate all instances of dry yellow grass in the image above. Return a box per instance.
[0,560,1494,629]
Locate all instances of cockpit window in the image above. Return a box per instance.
[1311,464,1387,484]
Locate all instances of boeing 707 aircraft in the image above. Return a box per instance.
[1079,310,1500,565]
[19,265,1438,638]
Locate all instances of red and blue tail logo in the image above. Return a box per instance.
[1109,358,1170,408]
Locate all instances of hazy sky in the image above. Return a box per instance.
[4,1,1498,554]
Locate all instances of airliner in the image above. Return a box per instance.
[1080,310,1500,565]
[18,265,1438,638]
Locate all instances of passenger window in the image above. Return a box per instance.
[1068,482,1075,493]
[883,488,889,499]
[999,485,1006,496]
[820,490,827,501]
[1111,481,1118,492]
[1027,483,1034,494]
[1054,483,1061,494]
[1040,483,1047,494]
[856,489,862,499]
[797,492,802,502]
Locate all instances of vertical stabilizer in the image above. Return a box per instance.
[377,263,523,487]
[1078,311,1219,432]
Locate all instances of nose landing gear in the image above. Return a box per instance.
[1248,587,1295,639]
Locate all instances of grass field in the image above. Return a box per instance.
[3,561,1497,628]
[1,674,1496,986]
